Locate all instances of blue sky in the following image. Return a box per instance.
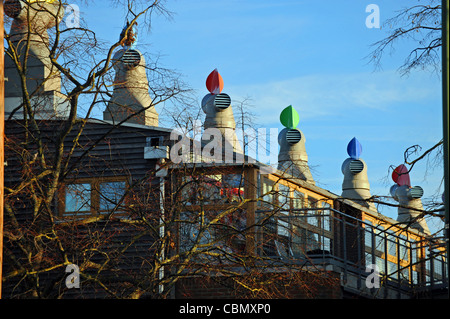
[77,1,443,230]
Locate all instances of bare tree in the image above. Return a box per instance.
[1,0,184,298]
[2,0,339,299]
[7,0,441,300]
[368,0,442,76]
[367,0,445,237]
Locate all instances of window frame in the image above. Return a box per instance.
[59,176,129,218]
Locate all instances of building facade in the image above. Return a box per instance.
[1,0,447,299]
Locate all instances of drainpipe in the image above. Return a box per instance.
[156,160,167,295]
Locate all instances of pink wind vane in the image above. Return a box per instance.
[206,69,224,95]
[392,164,411,187]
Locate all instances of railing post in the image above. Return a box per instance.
[429,248,435,290]
[383,229,388,298]
[356,220,362,290]
[396,235,401,298]
[409,240,414,290]
[342,216,348,283]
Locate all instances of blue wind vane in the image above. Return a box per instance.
[347,137,362,160]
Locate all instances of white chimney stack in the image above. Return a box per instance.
[341,137,375,210]
[277,105,314,184]
[104,21,158,126]
[201,69,242,155]
[4,0,69,119]
[390,164,430,235]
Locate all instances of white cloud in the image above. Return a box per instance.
[227,70,441,126]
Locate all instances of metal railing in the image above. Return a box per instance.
[255,207,448,297]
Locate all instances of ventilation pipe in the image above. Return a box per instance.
[103,21,158,126]
[390,164,430,235]
[341,137,375,209]
[4,0,69,119]
[201,69,242,156]
[277,105,314,184]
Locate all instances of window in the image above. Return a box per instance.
[376,255,386,274]
[181,174,244,205]
[179,211,214,252]
[411,242,418,265]
[292,190,304,209]
[412,270,419,284]
[307,197,319,226]
[201,175,223,204]
[222,174,245,202]
[365,220,373,249]
[398,234,409,261]
[321,202,332,231]
[65,183,91,214]
[179,210,244,255]
[387,230,397,257]
[277,183,291,208]
[306,231,320,252]
[388,261,398,278]
[365,220,374,265]
[61,177,128,217]
[99,181,127,212]
[146,136,163,147]
[291,225,304,256]
[374,225,385,252]
[432,252,444,283]
[181,175,219,205]
[322,236,331,252]
[261,177,275,204]
[277,218,290,237]
[411,242,420,284]
[400,266,410,282]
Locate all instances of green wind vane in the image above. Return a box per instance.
[280,105,300,129]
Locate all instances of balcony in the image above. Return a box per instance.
[255,207,448,298]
